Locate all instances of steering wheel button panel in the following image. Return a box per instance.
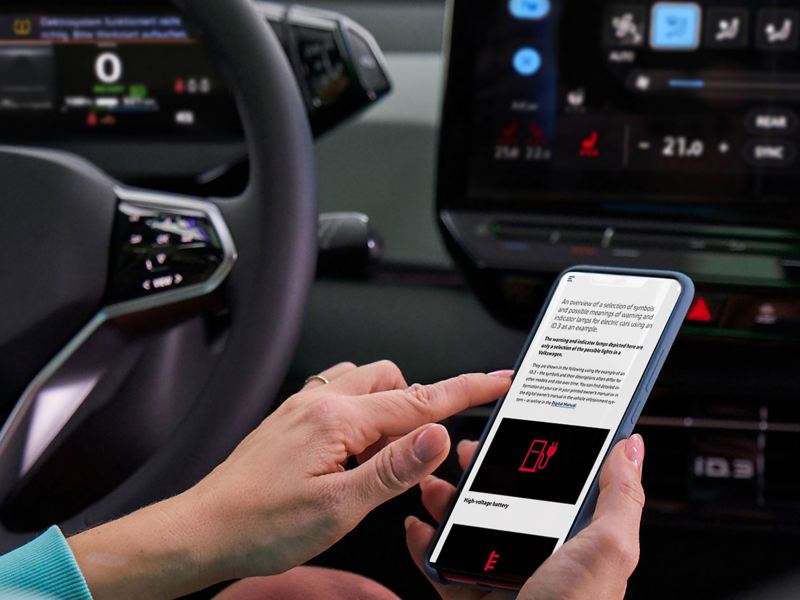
[108,187,236,306]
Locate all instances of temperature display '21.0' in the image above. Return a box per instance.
[661,135,705,158]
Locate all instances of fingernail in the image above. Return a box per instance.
[413,424,449,462]
[404,516,417,532]
[419,474,438,490]
[625,434,644,467]
[488,369,515,379]
[457,439,476,453]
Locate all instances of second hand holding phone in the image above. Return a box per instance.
[425,266,694,591]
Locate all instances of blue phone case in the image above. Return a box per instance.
[424,265,695,591]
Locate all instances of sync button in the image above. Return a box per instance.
[743,139,797,167]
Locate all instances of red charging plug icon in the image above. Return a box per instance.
[518,439,558,473]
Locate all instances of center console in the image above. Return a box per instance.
[439,0,800,536]
[440,0,800,332]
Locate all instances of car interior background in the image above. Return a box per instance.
[0,1,799,599]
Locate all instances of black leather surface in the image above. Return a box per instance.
[0,147,115,412]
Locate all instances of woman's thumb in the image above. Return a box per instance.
[346,424,450,514]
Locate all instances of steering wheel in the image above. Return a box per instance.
[0,0,316,551]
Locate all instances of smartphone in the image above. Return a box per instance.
[425,266,694,591]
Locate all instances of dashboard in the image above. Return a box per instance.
[438,0,800,549]
[439,0,800,332]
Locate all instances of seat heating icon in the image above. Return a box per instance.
[519,439,558,473]
[579,131,600,157]
[498,120,519,144]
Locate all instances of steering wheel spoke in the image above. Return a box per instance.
[0,186,238,509]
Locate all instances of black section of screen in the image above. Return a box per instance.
[434,524,557,587]
[471,418,610,504]
[443,0,800,209]
[0,4,241,140]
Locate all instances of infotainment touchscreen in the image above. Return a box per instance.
[446,0,800,205]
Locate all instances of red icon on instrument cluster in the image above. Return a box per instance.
[579,131,600,158]
[519,439,558,473]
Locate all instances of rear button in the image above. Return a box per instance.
[746,108,798,135]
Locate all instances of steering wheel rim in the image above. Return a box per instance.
[0,0,316,550]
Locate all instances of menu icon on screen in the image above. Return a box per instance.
[650,2,702,51]
[604,6,646,47]
[706,8,748,48]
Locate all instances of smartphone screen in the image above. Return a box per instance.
[428,271,684,588]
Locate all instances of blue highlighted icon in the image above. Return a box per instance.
[509,0,550,20]
[650,2,701,50]
[512,47,542,76]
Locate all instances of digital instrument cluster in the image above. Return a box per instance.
[0,9,241,138]
[0,4,390,142]
[445,0,800,207]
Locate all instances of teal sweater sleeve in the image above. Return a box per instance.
[0,526,92,599]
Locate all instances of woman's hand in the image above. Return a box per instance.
[405,435,646,600]
[69,361,513,599]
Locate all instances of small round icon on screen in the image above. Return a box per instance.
[509,0,551,20]
[512,47,542,76]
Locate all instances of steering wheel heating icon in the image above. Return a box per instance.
[518,439,559,473]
